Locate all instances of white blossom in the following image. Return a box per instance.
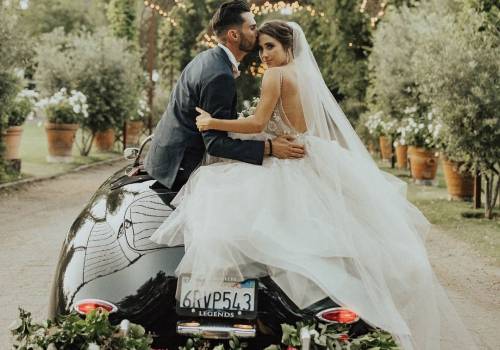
[87,343,100,350]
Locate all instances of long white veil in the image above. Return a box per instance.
[285,21,478,350]
[289,21,409,196]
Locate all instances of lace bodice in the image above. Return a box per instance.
[264,71,301,138]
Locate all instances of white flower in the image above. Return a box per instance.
[403,105,418,114]
[87,343,100,350]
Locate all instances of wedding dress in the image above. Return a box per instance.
[150,22,477,350]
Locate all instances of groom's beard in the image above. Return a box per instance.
[239,35,256,53]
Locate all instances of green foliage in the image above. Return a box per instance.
[34,28,144,155]
[410,4,499,217]
[368,2,428,121]
[465,0,500,28]
[0,3,31,180]
[267,321,400,350]
[107,0,138,42]
[157,0,213,94]
[0,72,21,129]
[17,0,107,36]
[10,308,153,350]
[7,91,37,127]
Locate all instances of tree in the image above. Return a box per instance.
[18,0,107,36]
[412,4,499,218]
[107,0,138,42]
[0,3,30,180]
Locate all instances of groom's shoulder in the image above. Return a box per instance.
[191,47,228,69]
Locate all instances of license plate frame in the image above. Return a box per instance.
[175,275,258,319]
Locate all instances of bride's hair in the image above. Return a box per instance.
[258,20,294,55]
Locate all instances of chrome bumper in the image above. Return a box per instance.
[177,322,256,339]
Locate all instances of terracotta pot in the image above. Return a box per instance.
[442,158,474,201]
[379,136,392,161]
[408,146,439,182]
[94,128,115,151]
[3,126,23,160]
[126,121,144,146]
[45,122,79,162]
[395,144,408,169]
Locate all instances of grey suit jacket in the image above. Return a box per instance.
[144,46,265,189]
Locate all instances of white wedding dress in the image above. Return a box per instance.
[150,22,477,350]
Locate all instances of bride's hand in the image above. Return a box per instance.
[195,107,214,132]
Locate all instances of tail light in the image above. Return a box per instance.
[74,299,118,315]
[316,307,359,324]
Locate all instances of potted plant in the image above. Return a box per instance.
[364,111,393,161]
[37,88,88,162]
[126,95,149,147]
[356,112,378,155]
[403,107,441,184]
[94,128,116,152]
[393,120,409,170]
[3,89,37,161]
[441,155,474,201]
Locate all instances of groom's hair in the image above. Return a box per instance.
[210,0,251,39]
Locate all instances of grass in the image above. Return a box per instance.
[3,120,120,181]
[377,158,500,265]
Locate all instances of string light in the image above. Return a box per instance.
[360,0,387,28]
[248,62,266,77]
[250,1,326,20]
[201,33,218,49]
[143,0,180,26]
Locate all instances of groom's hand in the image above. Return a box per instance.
[269,135,305,159]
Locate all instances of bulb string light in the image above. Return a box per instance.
[250,1,325,19]
[143,0,185,26]
[360,0,387,28]
[200,1,328,48]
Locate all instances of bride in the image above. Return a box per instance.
[150,21,477,350]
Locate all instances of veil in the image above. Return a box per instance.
[285,21,478,350]
[288,22,409,196]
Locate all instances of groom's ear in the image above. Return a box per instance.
[227,28,239,42]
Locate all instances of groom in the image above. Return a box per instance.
[145,0,305,191]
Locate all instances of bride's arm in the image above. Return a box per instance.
[196,68,281,134]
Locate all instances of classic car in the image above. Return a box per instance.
[48,136,371,349]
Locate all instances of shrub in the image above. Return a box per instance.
[36,88,88,124]
[7,89,38,127]
[35,28,145,155]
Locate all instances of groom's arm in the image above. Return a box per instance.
[199,73,266,164]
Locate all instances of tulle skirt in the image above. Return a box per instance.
[150,134,477,350]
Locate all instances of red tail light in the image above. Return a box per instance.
[316,307,359,324]
[74,299,118,315]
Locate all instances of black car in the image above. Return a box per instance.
[48,136,371,349]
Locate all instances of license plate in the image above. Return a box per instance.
[176,275,258,319]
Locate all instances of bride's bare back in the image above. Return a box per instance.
[275,65,308,134]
